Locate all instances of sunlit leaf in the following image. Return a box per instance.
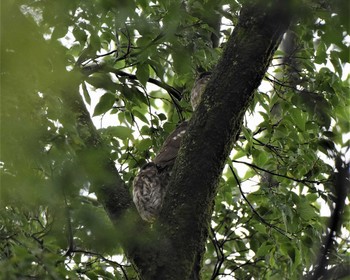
[136,63,150,86]
[106,126,133,140]
[93,92,116,116]
[81,82,91,105]
[297,199,318,220]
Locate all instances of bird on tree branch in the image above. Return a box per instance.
[132,72,211,222]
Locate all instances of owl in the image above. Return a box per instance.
[190,72,211,111]
[132,162,165,222]
[132,122,188,222]
[132,73,211,222]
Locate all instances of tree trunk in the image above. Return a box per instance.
[126,1,292,279]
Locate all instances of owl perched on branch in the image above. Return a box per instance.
[132,122,188,222]
[132,73,211,222]
[190,72,211,111]
[132,162,165,222]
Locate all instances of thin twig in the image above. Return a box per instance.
[112,69,183,101]
[232,159,326,185]
[229,165,292,239]
[71,248,130,279]
[210,227,225,280]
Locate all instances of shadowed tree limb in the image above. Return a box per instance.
[81,64,183,101]
[307,156,350,280]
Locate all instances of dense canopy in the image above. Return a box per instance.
[1,0,349,279]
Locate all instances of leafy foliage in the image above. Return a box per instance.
[1,0,349,279]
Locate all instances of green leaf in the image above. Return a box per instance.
[232,149,246,160]
[242,126,252,143]
[297,199,317,220]
[280,242,296,262]
[242,169,255,180]
[51,24,68,40]
[132,108,149,124]
[157,113,167,121]
[256,242,274,257]
[93,92,115,116]
[315,43,327,64]
[253,222,267,234]
[106,126,133,140]
[90,33,101,50]
[136,63,150,86]
[252,148,268,166]
[73,26,87,43]
[330,51,343,77]
[81,82,91,105]
[289,108,306,131]
[134,88,149,106]
[87,73,116,91]
[138,138,152,151]
[173,46,192,75]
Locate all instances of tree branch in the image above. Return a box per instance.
[128,1,292,278]
[307,156,349,280]
[232,159,326,185]
[81,64,183,101]
[59,74,159,274]
[58,75,138,230]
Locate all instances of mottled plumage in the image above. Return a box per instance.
[132,163,165,222]
[190,72,211,111]
[132,123,188,222]
[132,73,211,222]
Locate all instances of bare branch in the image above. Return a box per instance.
[232,159,326,185]
[81,64,183,101]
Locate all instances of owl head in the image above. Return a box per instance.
[139,162,159,175]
